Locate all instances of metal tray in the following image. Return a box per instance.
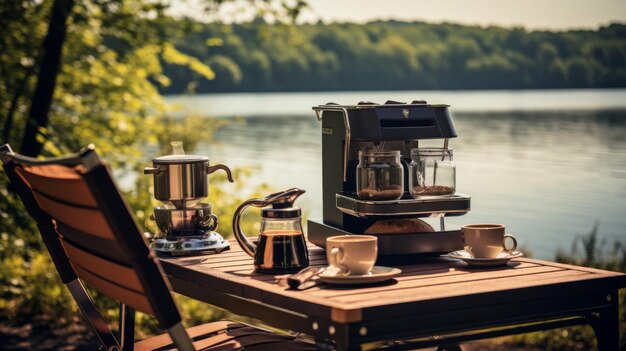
[336,192,471,219]
[307,219,463,256]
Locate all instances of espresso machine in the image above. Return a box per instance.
[307,101,471,255]
[145,142,232,255]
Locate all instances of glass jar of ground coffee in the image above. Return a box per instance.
[356,150,404,201]
[409,148,455,198]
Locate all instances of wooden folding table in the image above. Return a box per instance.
[159,240,625,350]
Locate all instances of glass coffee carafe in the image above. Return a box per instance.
[356,150,404,200]
[409,148,456,198]
[232,188,309,273]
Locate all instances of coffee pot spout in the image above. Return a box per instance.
[207,164,234,183]
[268,188,306,208]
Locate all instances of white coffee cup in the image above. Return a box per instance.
[326,235,378,275]
[461,224,517,258]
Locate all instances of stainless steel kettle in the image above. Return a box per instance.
[232,188,309,273]
[144,141,234,208]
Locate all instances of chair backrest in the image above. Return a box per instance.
[1,144,196,351]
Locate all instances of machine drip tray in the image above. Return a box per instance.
[307,219,463,256]
[336,192,471,219]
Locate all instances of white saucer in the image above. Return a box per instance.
[446,250,524,267]
[319,266,402,285]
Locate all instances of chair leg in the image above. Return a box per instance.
[168,322,196,351]
[66,280,120,350]
[590,290,620,351]
[119,304,135,351]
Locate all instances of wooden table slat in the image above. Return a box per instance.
[308,262,555,298]
[331,270,593,306]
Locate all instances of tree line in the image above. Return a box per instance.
[162,20,626,93]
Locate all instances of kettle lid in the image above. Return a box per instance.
[152,154,209,164]
[152,141,209,164]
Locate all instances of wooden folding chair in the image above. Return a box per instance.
[0,144,318,351]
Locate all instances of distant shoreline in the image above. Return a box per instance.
[162,86,626,96]
[161,21,626,95]
[164,89,626,116]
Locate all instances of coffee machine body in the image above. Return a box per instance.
[308,101,471,255]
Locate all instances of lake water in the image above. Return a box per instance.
[166,89,626,259]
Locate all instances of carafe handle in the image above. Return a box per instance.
[207,164,234,183]
[232,197,266,257]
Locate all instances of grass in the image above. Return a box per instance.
[507,221,626,351]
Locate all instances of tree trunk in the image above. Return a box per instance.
[19,0,74,157]
[2,53,40,144]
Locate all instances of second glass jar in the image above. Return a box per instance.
[409,148,456,198]
[357,150,404,201]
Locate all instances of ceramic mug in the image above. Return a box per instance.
[461,224,517,258]
[326,235,377,275]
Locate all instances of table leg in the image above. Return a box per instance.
[590,290,620,351]
[334,342,361,351]
[313,339,335,351]
[332,325,361,351]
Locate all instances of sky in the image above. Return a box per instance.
[299,0,626,30]
[170,0,626,30]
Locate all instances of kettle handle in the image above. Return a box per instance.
[207,164,234,183]
[144,167,162,174]
[232,197,267,257]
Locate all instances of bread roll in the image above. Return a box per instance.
[364,219,435,234]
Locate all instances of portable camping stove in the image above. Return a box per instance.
[145,141,233,255]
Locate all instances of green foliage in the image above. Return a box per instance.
[0,0,281,339]
[162,21,626,93]
[509,222,626,350]
[0,252,77,320]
